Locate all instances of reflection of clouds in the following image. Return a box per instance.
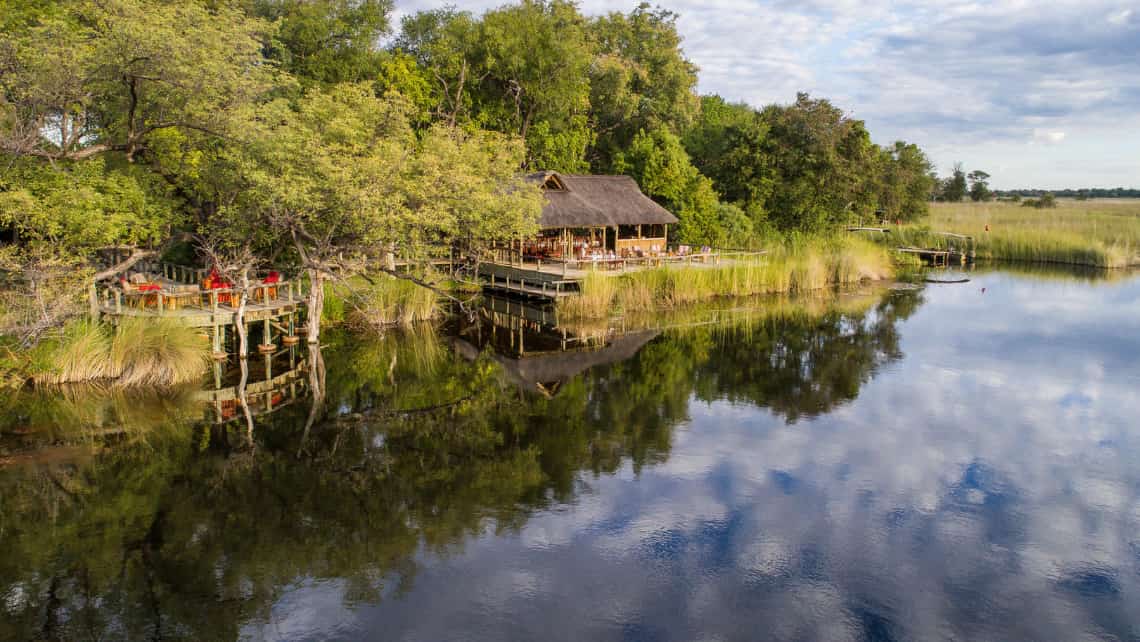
[285,273,1140,640]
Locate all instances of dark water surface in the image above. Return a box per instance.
[2,268,1140,641]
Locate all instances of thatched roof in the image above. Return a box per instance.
[450,330,661,397]
[527,171,679,229]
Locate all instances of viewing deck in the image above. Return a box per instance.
[92,261,308,355]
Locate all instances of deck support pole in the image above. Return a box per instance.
[89,284,99,319]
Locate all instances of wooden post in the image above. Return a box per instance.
[115,290,122,314]
[89,283,99,319]
[156,292,164,313]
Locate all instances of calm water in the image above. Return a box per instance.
[2,267,1140,641]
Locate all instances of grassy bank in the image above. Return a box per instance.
[559,236,897,318]
[11,318,211,388]
[909,200,1140,268]
[325,274,443,330]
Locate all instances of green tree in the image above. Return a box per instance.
[617,127,720,244]
[587,3,699,171]
[397,1,594,171]
[878,141,935,221]
[213,85,542,342]
[250,0,393,86]
[942,163,968,201]
[758,93,879,232]
[967,169,992,202]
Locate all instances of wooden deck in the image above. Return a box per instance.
[92,261,308,355]
[478,250,767,301]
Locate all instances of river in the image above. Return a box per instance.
[2,266,1139,641]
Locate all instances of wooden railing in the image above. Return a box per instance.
[489,246,768,276]
[94,278,307,316]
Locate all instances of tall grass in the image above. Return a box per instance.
[350,277,439,328]
[559,236,897,318]
[910,200,1140,268]
[328,275,442,330]
[30,318,210,387]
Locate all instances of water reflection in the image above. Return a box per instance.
[2,271,1139,640]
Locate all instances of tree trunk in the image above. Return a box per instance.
[306,268,324,344]
[234,272,249,358]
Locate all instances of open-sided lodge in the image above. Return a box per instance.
[520,171,680,260]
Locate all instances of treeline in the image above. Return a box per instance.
[0,0,935,340]
[996,188,1140,199]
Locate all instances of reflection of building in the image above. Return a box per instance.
[520,172,679,259]
[195,348,308,424]
[452,296,659,397]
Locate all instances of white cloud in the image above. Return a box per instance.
[392,0,1140,187]
[1033,129,1067,144]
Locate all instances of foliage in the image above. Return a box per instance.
[968,170,992,202]
[587,3,699,171]
[251,0,393,86]
[559,236,896,317]
[617,127,720,244]
[940,163,968,202]
[0,0,950,353]
[25,317,209,386]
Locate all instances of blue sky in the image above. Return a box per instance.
[396,1,1140,189]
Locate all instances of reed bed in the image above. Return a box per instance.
[912,200,1140,268]
[559,236,896,318]
[30,318,210,387]
[333,275,442,330]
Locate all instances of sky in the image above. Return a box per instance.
[394,1,1140,190]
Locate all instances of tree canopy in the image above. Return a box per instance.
[0,0,941,339]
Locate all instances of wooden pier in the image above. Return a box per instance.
[846,226,975,266]
[92,261,307,356]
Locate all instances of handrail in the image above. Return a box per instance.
[94,278,307,316]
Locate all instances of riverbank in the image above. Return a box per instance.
[1,318,211,388]
[557,236,899,318]
[900,200,1140,268]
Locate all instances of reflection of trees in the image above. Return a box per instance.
[693,290,922,421]
[0,290,921,639]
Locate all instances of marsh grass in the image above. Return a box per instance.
[560,236,897,318]
[329,275,442,330]
[910,200,1140,268]
[30,318,209,387]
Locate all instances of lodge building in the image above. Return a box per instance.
[521,171,679,260]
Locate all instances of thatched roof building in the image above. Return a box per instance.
[517,171,679,260]
[527,171,679,229]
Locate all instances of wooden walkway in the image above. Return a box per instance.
[478,250,767,302]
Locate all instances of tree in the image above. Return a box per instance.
[617,127,720,244]
[684,96,773,226]
[587,3,699,171]
[757,93,879,232]
[878,141,935,221]
[942,163,968,202]
[250,0,393,86]
[397,1,594,171]
[213,85,542,342]
[968,170,992,202]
